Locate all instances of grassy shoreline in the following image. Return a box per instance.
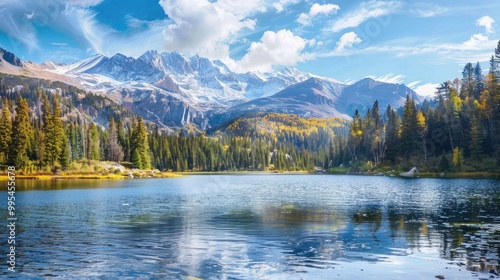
[2,170,500,180]
[0,172,183,180]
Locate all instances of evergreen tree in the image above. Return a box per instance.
[469,115,483,159]
[9,97,32,169]
[43,95,65,167]
[59,136,70,170]
[89,123,100,160]
[474,62,485,99]
[0,99,12,164]
[462,62,475,98]
[400,96,419,159]
[131,116,151,169]
[384,105,400,164]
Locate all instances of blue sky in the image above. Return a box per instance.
[0,0,499,96]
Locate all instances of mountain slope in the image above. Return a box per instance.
[213,76,420,126]
[0,47,425,130]
[336,78,423,115]
[213,77,348,126]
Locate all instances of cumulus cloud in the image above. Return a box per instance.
[462,33,491,50]
[159,0,264,60]
[330,0,401,33]
[476,16,495,34]
[273,0,301,13]
[237,29,309,72]
[297,3,340,26]
[335,31,362,52]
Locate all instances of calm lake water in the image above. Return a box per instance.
[1,175,500,279]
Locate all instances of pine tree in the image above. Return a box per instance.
[131,116,151,169]
[9,97,32,169]
[462,62,475,98]
[474,62,485,99]
[89,122,100,160]
[0,99,12,164]
[400,96,419,159]
[384,105,400,164]
[59,136,70,170]
[43,95,65,167]
[469,115,483,160]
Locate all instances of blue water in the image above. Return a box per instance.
[1,175,499,279]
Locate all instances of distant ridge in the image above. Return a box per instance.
[0,48,423,129]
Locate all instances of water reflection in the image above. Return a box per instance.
[1,175,499,279]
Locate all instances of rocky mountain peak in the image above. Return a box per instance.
[0,47,22,67]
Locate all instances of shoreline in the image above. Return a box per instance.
[0,172,183,180]
[1,170,500,180]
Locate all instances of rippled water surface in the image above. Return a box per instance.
[2,175,500,279]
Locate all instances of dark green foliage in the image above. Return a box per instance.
[131,116,151,169]
[8,97,32,169]
[0,99,12,164]
[438,154,449,172]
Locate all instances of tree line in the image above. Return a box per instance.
[0,77,345,172]
[1,40,500,174]
[346,40,500,172]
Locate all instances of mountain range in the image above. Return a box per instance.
[0,48,422,130]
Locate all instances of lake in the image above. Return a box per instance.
[2,175,500,279]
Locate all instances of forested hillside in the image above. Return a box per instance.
[345,41,500,173]
[0,75,348,172]
[1,41,500,174]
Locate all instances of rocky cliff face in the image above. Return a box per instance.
[0,48,22,67]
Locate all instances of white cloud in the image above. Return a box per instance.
[335,31,362,52]
[310,3,339,17]
[0,0,169,57]
[409,3,448,18]
[462,33,490,50]
[159,0,264,60]
[66,0,103,7]
[360,30,497,64]
[330,1,401,33]
[297,3,340,26]
[476,16,495,34]
[51,42,68,46]
[237,29,309,72]
[366,73,405,84]
[413,83,439,97]
[273,0,301,13]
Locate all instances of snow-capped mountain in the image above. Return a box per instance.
[38,50,310,106]
[0,48,423,129]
